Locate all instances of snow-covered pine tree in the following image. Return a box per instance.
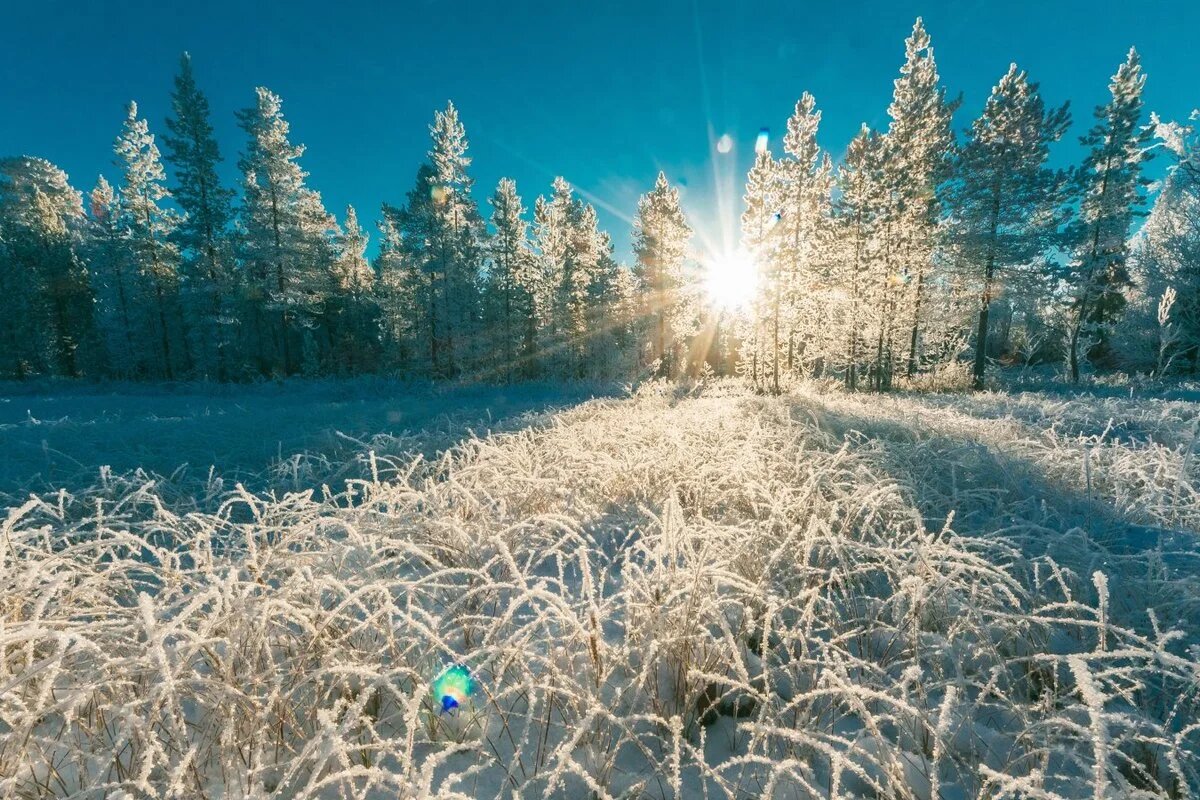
[952,64,1070,388]
[608,264,644,377]
[549,176,585,376]
[884,18,957,379]
[633,171,696,378]
[426,102,484,378]
[533,189,568,375]
[374,213,421,373]
[1065,48,1153,381]
[833,124,887,389]
[236,87,337,376]
[566,199,609,377]
[163,52,237,380]
[114,101,185,379]
[383,164,440,376]
[1128,113,1200,373]
[485,178,536,381]
[332,205,374,295]
[0,157,98,377]
[85,175,143,376]
[779,95,836,377]
[582,213,624,375]
[755,93,832,389]
[535,177,611,377]
[741,149,781,390]
[328,205,377,374]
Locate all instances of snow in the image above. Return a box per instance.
[0,379,612,500]
[1,377,1197,798]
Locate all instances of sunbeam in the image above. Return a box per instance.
[702,247,758,310]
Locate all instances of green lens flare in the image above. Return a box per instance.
[432,664,475,713]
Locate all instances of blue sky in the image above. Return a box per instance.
[2,0,1197,261]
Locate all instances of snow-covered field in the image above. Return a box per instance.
[2,379,1198,798]
[0,380,610,501]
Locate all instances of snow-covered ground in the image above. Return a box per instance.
[1,378,1198,798]
[0,379,613,501]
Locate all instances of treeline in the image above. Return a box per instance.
[737,19,1200,392]
[3,21,1199,389]
[0,57,656,383]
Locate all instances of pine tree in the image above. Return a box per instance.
[237,87,336,375]
[533,189,567,373]
[633,171,696,378]
[885,18,957,378]
[535,177,610,377]
[564,198,607,377]
[833,124,887,389]
[374,212,422,373]
[163,52,236,379]
[114,101,185,379]
[485,178,535,381]
[952,64,1070,388]
[329,205,376,374]
[779,94,835,378]
[1065,48,1153,381]
[85,175,142,376]
[0,157,98,377]
[1129,114,1200,372]
[608,264,644,377]
[741,149,781,390]
[426,102,484,377]
[746,93,834,392]
[332,205,374,294]
[384,164,440,375]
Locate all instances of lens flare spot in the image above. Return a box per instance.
[432,664,476,714]
[755,128,770,154]
[716,133,733,154]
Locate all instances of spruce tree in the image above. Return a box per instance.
[633,171,695,378]
[953,64,1070,388]
[0,157,98,377]
[485,178,535,381]
[237,87,336,375]
[329,205,376,374]
[885,18,956,378]
[85,175,142,376]
[163,52,236,379]
[834,124,887,389]
[740,149,781,390]
[374,213,422,373]
[114,101,184,379]
[1065,48,1153,381]
[426,102,484,377]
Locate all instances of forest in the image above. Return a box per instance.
[2,20,1197,392]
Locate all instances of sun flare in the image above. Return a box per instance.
[703,248,758,310]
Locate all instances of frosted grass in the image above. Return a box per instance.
[1,380,1197,798]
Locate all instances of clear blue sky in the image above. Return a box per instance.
[2,0,1197,261]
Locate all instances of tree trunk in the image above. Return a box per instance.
[156,281,174,380]
[972,187,1002,390]
[906,268,924,377]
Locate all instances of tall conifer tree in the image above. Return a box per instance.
[1066,48,1153,381]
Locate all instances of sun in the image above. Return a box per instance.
[703,248,758,310]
